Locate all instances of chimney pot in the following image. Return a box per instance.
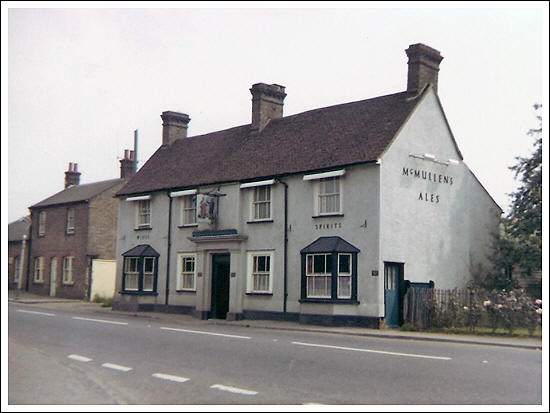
[161,111,191,146]
[120,149,136,179]
[64,162,81,188]
[250,83,286,133]
[406,43,443,97]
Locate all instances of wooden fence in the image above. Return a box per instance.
[403,287,481,329]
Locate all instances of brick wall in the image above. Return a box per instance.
[87,181,126,260]
[28,203,90,299]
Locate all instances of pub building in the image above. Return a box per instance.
[113,44,501,327]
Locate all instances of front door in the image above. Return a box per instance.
[384,262,404,327]
[211,253,230,319]
[49,258,57,297]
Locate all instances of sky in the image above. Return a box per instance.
[3,3,548,224]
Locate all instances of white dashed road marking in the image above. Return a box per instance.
[72,316,128,325]
[102,363,133,372]
[292,341,452,360]
[210,384,258,396]
[160,327,250,340]
[152,373,190,383]
[17,309,55,317]
[68,354,92,362]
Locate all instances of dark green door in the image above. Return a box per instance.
[384,262,404,327]
[211,253,230,319]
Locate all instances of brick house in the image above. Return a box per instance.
[113,44,502,327]
[8,216,31,290]
[27,151,136,299]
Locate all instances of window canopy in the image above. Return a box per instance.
[122,244,160,257]
[300,236,360,254]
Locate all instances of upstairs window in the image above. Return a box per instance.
[240,180,275,223]
[318,177,341,215]
[137,200,151,228]
[303,170,345,216]
[38,211,46,236]
[252,186,271,220]
[66,208,75,234]
[181,195,197,226]
[127,195,153,229]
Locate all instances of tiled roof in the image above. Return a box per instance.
[8,216,30,242]
[30,178,124,209]
[117,90,424,196]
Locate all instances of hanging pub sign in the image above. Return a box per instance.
[196,194,218,224]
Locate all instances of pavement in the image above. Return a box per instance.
[7,290,543,350]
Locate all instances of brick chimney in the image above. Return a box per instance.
[64,162,81,188]
[120,149,136,179]
[406,43,443,97]
[161,111,191,146]
[250,83,286,133]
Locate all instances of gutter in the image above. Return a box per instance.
[276,178,289,319]
[165,192,173,306]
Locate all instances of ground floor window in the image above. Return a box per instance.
[33,257,44,283]
[14,256,21,283]
[62,256,74,284]
[247,251,273,293]
[121,244,160,294]
[300,237,359,302]
[177,253,196,291]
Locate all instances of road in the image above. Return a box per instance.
[8,302,542,405]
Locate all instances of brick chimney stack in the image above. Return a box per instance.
[250,83,286,133]
[120,149,136,179]
[406,43,443,97]
[64,162,81,188]
[161,111,191,146]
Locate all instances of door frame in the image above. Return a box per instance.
[210,253,231,319]
[49,257,57,297]
[383,261,404,327]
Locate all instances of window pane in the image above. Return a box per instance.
[143,274,154,291]
[339,254,350,274]
[253,274,269,291]
[338,275,351,298]
[144,257,154,273]
[313,255,326,273]
[307,275,331,298]
[182,273,194,289]
[125,274,138,290]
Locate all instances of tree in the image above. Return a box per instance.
[506,103,542,277]
[479,104,542,291]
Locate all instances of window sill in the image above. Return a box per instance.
[299,298,359,305]
[178,224,198,229]
[66,231,75,236]
[245,292,273,296]
[134,226,152,231]
[175,289,196,293]
[246,219,273,224]
[62,282,75,286]
[33,280,44,284]
[119,291,159,296]
[312,213,344,219]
